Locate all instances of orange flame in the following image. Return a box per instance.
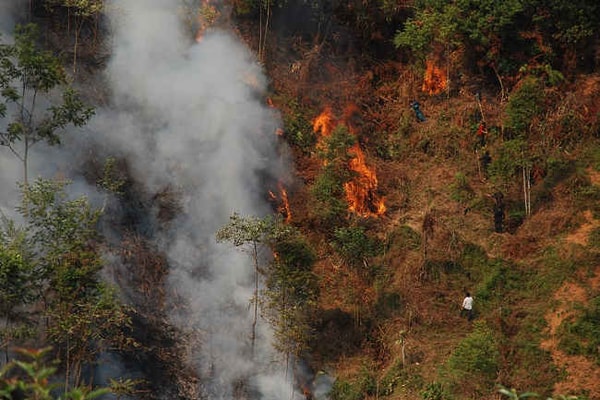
[344,144,386,216]
[422,59,447,95]
[312,106,336,137]
[269,182,292,223]
[312,106,385,217]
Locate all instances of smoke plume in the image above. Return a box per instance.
[99,0,298,398]
[0,0,298,397]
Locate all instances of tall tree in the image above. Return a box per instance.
[217,213,318,364]
[216,213,276,350]
[0,179,132,389]
[0,23,94,186]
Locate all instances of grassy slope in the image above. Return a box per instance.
[265,30,600,399]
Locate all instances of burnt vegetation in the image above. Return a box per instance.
[2,0,600,399]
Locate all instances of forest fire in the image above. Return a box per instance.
[422,59,447,95]
[269,182,292,223]
[194,0,218,43]
[312,106,385,217]
[312,106,336,138]
[345,144,386,216]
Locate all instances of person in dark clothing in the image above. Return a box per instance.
[479,150,491,177]
[410,100,426,122]
[492,191,504,233]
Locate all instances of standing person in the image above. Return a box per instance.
[492,191,505,233]
[410,100,426,122]
[476,120,487,148]
[461,292,474,321]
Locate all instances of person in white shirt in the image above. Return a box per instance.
[461,292,474,321]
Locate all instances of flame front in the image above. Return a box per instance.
[312,106,336,137]
[269,182,292,223]
[422,59,447,95]
[312,106,385,217]
[344,144,386,216]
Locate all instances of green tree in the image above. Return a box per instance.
[0,179,133,389]
[0,221,37,362]
[0,347,110,400]
[0,24,94,186]
[217,213,318,362]
[503,76,545,138]
[18,179,132,389]
[331,225,381,272]
[263,226,318,360]
[311,125,355,228]
[216,213,276,349]
[43,0,105,72]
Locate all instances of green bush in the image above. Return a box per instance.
[488,139,527,188]
[282,99,317,153]
[389,224,421,251]
[421,382,449,400]
[449,172,474,203]
[504,76,544,138]
[558,296,600,364]
[328,379,363,400]
[587,227,600,249]
[331,226,382,269]
[327,365,377,400]
[445,321,499,392]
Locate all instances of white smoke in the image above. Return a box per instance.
[0,0,299,396]
[98,1,299,398]
[0,0,22,220]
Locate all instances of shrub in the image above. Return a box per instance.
[503,76,544,138]
[331,226,382,270]
[449,172,474,203]
[488,139,527,188]
[445,321,499,393]
[421,382,449,400]
[558,296,600,364]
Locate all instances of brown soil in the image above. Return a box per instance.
[541,268,600,397]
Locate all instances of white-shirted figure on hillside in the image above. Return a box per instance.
[461,292,474,321]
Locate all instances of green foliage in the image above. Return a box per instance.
[497,384,583,400]
[0,347,110,400]
[0,24,94,183]
[557,296,600,364]
[0,179,132,388]
[587,227,600,249]
[311,125,355,227]
[218,214,319,356]
[421,382,448,400]
[331,226,382,269]
[281,99,316,153]
[394,0,524,68]
[497,384,539,399]
[449,172,474,203]
[328,379,363,400]
[215,212,276,247]
[488,139,528,188]
[475,259,523,305]
[503,76,544,137]
[0,221,36,315]
[390,225,421,251]
[445,321,499,391]
[377,360,424,396]
[264,227,318,356]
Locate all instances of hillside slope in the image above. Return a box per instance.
[261,25,600,398]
